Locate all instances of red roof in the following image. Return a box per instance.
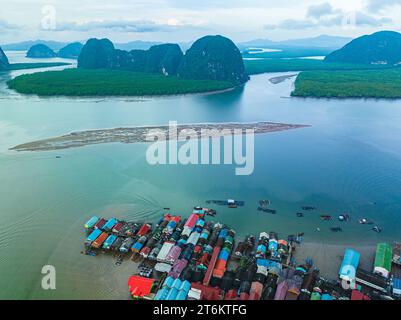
[351,290,371,300]
[191,283,223,300]
[128,276,154,298]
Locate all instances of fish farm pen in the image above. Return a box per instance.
[83,207,401,301]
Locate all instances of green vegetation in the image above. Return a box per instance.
[26,44,56,58]
[178,35,248,85]
[6,62,71,71]
[292,67,401,99]
[325,31,401,65]
[57,42,83,59]
[0,47,9,69]
[244,58,391,75]
[78,36,247,84]
[78,38,115,69]
[7,68,234,96]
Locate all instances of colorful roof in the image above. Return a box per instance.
[351,290,371,300]
[374,243,392,273]
[128,275,155,298]
[84,216,98,229]
[86,229,102,242]
[339,249,360,280]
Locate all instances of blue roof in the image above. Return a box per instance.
[86,229,102,242]
[103,218,118,230]
[393,277,401,290]
[257,259,269,267]
[321,294,333,300]
[339,249,360,280]
[84,216,98,228]
[103,235,117,248]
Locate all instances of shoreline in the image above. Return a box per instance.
[10,121,310,152]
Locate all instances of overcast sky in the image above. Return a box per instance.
[1,0,401,44]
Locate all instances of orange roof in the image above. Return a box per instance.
[128,276,154,298]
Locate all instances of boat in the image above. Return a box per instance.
[259,200,271,208]
[85,229,102,247]
[137,223,152,236]
[228,199,237,208]
[84,216,99,229]
[330,227,343,233]
[302,206,316,211]
[91,232,109,249]
[120,238,135,253]
[103,234,117,250]
[204,208,217,216]
[296,213,304,218]
[372,226,382,233]
[206,200,245,207]
[93,218,107,230]
[258,207,277,214]
[320,215,332,221]
[111,237,124,251]
[103,218,118,231]
[112,222,123,234]
[338,214,350,222]
[359,218,373,225]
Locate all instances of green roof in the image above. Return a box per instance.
[374,243,392,272]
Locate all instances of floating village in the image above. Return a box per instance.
[82,203,401,301]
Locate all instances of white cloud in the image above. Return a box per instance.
[50,19,202,33]
[367,0,401,11]
[266,3,392,30]
[307,3,335,19]
[0,19,20,31]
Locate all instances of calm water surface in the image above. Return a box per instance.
[1,52,401,299]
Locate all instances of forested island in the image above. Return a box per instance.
[289,31,401,99]
[8,35,248,97]
[0,46,70,71]
[292,68,401,99]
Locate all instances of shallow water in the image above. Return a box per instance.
[1,52,401,299]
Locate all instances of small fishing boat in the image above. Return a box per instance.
[296,212,304,218]
[206,199,245,207]
[338,214,350,222]
[320,215,332,221]
[259,200,271,208]
[302,206,316,211]
[359,218,373,225]
[372,225,382,233]
[204,208,217,216]
[330,227,343,233]
[258,207,277,214]
[228,199,237,208]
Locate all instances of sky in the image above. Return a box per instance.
[1,0,401,44]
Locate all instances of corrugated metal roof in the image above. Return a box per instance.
[374,243,392,271]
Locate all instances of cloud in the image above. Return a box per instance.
[307,3,335,19]
[46,19,205,33]
[0,19,20,32]
[352,12,392,27]
[367,0,401,11]
[266,5,392,30]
